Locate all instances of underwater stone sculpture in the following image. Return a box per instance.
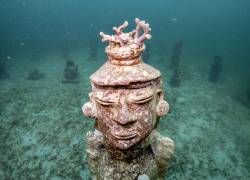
[62,59,79,83]
[0,59,9,79]
[170,68,181,87]
[26,68,44,80]
[170,41,183,69]
[88,38,99,60]
[208,55,223,83]
[82,18,174,180]
[247,87,250,102]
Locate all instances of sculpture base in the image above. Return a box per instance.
[86,130,174,180]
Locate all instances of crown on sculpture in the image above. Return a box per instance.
[100,18,151,65]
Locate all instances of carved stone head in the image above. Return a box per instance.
[82,18,169,150]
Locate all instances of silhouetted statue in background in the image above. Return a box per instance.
[208,56,223,83]
[247,87,250,102]
[170,41,183,69]
[142,43,151,63]
[26,68,44,80]
[170,68,181,87]
[62,59,79,84]
[88,38,98,60]
[0,58,9,79]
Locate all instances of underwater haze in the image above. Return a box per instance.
[0,0,250,179]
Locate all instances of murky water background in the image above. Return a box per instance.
[1,0,250,179]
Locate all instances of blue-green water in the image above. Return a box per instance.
[0,0,250,179]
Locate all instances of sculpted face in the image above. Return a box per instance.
[83,82,169,150]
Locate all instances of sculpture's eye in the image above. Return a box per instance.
[95,98,115,107]
[132,95,153,104]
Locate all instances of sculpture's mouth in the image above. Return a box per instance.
[112,132,137,140]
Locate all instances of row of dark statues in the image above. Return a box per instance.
[0,56,79,83]
[0,40,249,105]
[143,41,224,88]
[1,37,98,82]
[22,59,80,83]
[168,41,223,87]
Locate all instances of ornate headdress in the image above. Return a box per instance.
[90,18,161,87]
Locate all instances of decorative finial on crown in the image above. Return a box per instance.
[100,18,152,65]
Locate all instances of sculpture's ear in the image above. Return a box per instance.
[156,90,169,117]
[89,92,95,102]
[156,90,164,100]
[82,93,97,119]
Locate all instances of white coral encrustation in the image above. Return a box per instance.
[100,18,151,49]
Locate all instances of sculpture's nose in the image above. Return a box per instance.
[115,102,136,126]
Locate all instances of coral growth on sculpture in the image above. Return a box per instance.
[82,18,174,180]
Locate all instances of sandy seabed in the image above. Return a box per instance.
[0,47,249,180]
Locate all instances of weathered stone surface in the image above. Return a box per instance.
[82,18,174,179]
